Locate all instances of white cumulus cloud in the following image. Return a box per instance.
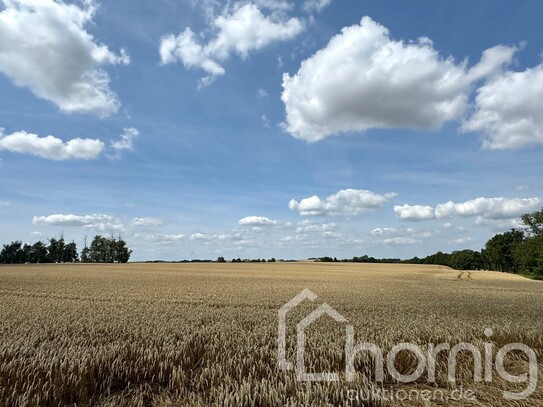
[289,189,395,216]
[395,197,541,222]
[462,63,543,149]
[33,214,114,226]
[0,129,104,160]
[160,3,303,85]
[393,204,436,221]
[281,16,516,141]
[239,216,278,226]
[0,0,129,116]
[435,197,541,219]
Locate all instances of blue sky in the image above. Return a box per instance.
[0,0,542,260]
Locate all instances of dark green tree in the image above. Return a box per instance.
[47,236,66,263]
[29,241,49,263]
[63,241,79,263]
[89,235,109,262]
[516,208,543,276]
[482,229,524,272]
[521,208,543,237]
[83,235,132,263]
[111,237,132,263]
[450,249,484,270]
[0,241,24,264]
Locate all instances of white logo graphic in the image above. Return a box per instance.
[278,289,538,401]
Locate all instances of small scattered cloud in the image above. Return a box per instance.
[239,216,278,226]
[84,222,124,233]
[217,231,243,241]
[0,129,104,160]
[303,0,332,13]
[255,0,293,11]
[371,227,413,236]
[258,88,269,98]
[0,0,129,116]
[296,221,336,233]
[261,115,271,128]
[474,217,524,230]
[144,233,185,242]
[383,237,419,245]
[450,236,473,244]
[109,128,139,159]
[289,189,395,216]
[190,232,210,240]
[370,226,433,244]
[131,217,163,227]
[160,3,303,85]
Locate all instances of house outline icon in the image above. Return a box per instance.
[278,289,352,382]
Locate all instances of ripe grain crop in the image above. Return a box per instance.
[0,262,541,406]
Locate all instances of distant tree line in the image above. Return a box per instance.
[403,249,485,270]
[405,208,543,277]
[318,208,543,278]
[0,235,132,264]
[229,257,276,263]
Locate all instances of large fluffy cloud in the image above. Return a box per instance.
[160,3,303,85]
[281,16,516,141]
[394,197,542,222]
[0,0,129,116]
[289,189,395,216]
[462,64,543,149]
[32,213,124,233]
[435,197,542,219]
[0,129,104,160]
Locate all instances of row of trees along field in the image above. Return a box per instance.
[0,235,132,264]
[320,208,543,278]
[403,208,543,277]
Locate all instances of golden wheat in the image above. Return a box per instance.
[0,262,541,406]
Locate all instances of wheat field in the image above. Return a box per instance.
[0,262,542,406]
